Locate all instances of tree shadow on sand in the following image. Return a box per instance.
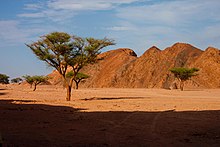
[0,88,7,96]
[81,97,150,101]
[0,99,220,146]
[0,92,7,96]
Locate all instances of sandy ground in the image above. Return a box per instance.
[0,84,220,146]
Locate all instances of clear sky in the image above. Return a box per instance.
[1,0,220,79]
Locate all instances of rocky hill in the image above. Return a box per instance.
[48,43,220,89]
[191,47,220,88]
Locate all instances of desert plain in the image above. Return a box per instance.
[0,84,220,146]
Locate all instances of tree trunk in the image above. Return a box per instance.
[75,82,79,89]
[180,81,184,91]
[66,78,74,101]
[33,84,37,91]
[75,80,81,89]
[66,84,71,101]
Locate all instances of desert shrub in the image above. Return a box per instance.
[11,77,23,83]
[0,73,9,84]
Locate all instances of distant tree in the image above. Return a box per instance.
[23,75,48,91]
[0,74,9,84]
[26,32,115,101]
[66,71,89,89]
[170,67,199,91]
[23,75,34,87]
[11,77,23,83]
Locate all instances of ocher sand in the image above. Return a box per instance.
[1,84,220,146]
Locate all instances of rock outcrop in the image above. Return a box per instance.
[48,43,220,89]
[191,47,220,88]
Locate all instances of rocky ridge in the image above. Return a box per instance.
[48,43,220,89]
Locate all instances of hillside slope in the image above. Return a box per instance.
[48,43,220,89]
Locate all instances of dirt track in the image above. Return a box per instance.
[1,84,220,146]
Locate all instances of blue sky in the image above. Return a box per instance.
[1,0,220,79]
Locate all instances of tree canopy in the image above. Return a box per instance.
[26,32,73,77]
[66,71,89,89]
[11,77,23,83]
[0,74,9,84]
[23,75,48,91]
[170,67,199,90]
[26,32,115,100]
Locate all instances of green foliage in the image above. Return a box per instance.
[23,75,34,85]
[26,32,73,75]
[75,72,89,80]
[23,75,48,84]
[23,75,48,91]
[0,73,9,84]
[26,32,115,77]
[66,71,75,79]
[170,67,199,81]
[66,71,89,80]
[11,77,23,83]
[170,67,199,91]
[26,32,115,100]
[66,71,89,89]
[68,36,115,72]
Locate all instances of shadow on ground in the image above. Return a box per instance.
[0,92,7,96]
[81,97,149,101]
[0,99,220,147]
[0,88,7,96]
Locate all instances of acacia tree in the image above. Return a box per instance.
[26,32,114,101]
[11,77,23,83]
[23,75,34,88]
[23,75,48,91]
[0,74,9,84]
[66,71,89,89]
[170,67,199,91]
